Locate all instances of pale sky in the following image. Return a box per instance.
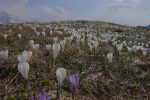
[0,0,150,26]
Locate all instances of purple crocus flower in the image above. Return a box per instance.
[69,73,79,100]
[31,89,50,100]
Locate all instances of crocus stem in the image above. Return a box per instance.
[72,92,75,100]
[24,80,28,92]
[53,59,56,68]
[57,84,60,100]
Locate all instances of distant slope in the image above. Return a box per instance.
[146,24,150,29]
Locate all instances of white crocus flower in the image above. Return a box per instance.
[127,46,133,53]
[3,34,8,39]
[142,48,148,56]
[143,51,147,56]
[50,30,53,35]
[52,43,60,60]
[67,36,73,45]
[18,34,21,39]
[46,44,52,50]
[29,40,34,47]
[116,44,123,52]
[22,50,32,61]
[18,62,29,79]
[42,31,46,36]
[88,42,93,51]
[93,42,99,50]
[35,31,40,36]
[31,44,40,51]
[56,68,66,86]
[9,29,12,33]
[146,44,149,47]
[60,40,66,51]
[0,50,8,60]
[106,52,113,63]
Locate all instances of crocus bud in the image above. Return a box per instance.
[116,44,123,52]
[56,68,66,86]
[3,34,8,39]
[60,40,66,51]
[18,34,21,39]
[88,43,93,52]
[127,46,133,53]
[18,62,29,79]
[29,40,34,46]
[69,73,79,100]
[106,52,113,63]
[9,29,11,33]
[31,89,51,100]
[52,43,60,60]
[142,48,148,56]
[42,31,46,37]
[67,37,73,44]
[30,96,34,100]
[0,49,8,60]
[56,68,66,99]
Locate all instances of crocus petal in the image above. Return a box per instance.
[30,96,34,100]
[69,73,79,91]
[47,96,51,100]
[74,74,79,87]
[37,95,41,100]
[41,89,46,100]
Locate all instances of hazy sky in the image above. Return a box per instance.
[0,0,150,26]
